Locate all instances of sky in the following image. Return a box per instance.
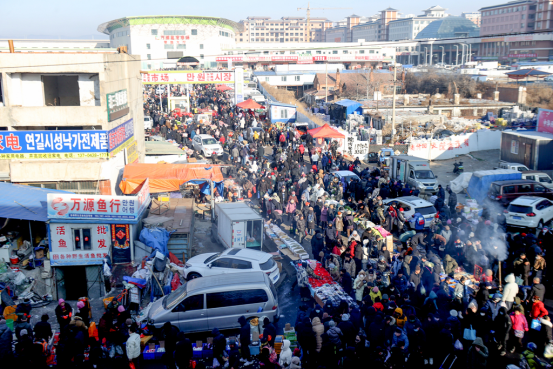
[1,0,490,39]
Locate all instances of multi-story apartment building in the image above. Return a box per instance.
[479,0,536,36]
[462,12,482,26]
[534,0,553,30]
[235,16,333,44]
[388,6,449,41]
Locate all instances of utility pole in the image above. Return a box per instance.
[325,61,328,103]
[391,63,397,145]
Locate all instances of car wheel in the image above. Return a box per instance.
[538,220,544,230]
[187,272,202,281]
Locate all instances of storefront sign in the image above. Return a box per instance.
[215,54,387,63]
[107,89,129,122]
[111,224,131,263]
[49,223,110,266]
[0,130,108,160]
[537,108,553,134]
[142,71,234,84]
[505,35,533,42]
[108,119,134,157]
[124,140,139,164]
[47,193,141,221]
[157,35,189,44]
[508,53,537,58]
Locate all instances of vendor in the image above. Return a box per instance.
[294,261,321,302]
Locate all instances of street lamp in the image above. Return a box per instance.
[424,47,428,65]
[455,45,459,66]
[440,46,445,66]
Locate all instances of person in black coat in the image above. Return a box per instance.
[340,270,353,295]
[262,317,277,347]
[527,277,546,303]
[296,317,316,366]
[493,307,512,355]
[338,314,357,347]
[174,332,193,369]
[33,314,53,342]
[238,316,253,364]
[212,328,227,364]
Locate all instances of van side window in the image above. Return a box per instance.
[211,258,233,268]
[207,289,268,309]
[503,185,516,194]
[231,259,253,269]
[534,185,546,192]
[399,203,411,212]
[173,294,204,312]
[519,184,533,193]
[409,171,415,179]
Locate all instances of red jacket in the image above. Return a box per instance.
[532,300,548,319]
[349,241,357,258]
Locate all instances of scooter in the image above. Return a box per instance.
[453,161,464,174]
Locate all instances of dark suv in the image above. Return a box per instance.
[488,179,553,206]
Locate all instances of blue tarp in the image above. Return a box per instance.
[187,179,223,196]
[467,169,522,203]
[0,182,72,222]
[334,99,363,115]
[139,227,171,256]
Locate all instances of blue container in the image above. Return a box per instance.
[192,344,203,358]
[249,344,260,356]
[143,345,158,360]
[155,347,166,360]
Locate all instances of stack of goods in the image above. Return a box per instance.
[308,262,335,287]
[264,223,309,259]
[313,283,359,309]
[463,199,483,220]
[223,179,242,198]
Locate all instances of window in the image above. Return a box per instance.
[164,30,186,36]
[43,76,80,106]
[146,43,151,49]
[164,44,175,50]
[151,29,158,36]
[147,54,151,60]
[73,228,92,250]
[519,184,533,193]
[343,50,348,54]
[295,76,300,81]
[206,289,268,309]
[177,44,186,49]
[281,76,287,82]
[191,29,198,35]
[280,108,288,119]
[265,77,269,82]
[536,200,552,210]
[211,258,233,268]
[535,185,547,192]
[503,185,516,194]
[200,44,204,49]
[259,258,276,271]
[173,294,204,312]
[360,50,365,54]
[332,50,338,54]
[230,259,252,269]
[200,54,204,59]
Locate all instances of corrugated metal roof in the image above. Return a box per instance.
[0,183,72,222]
[502,130,553,140]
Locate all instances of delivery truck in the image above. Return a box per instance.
[390,155,439,195]
[211,202,264,251]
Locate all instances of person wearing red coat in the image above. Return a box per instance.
[531,296,548,319]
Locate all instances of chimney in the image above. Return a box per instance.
[8,40,14,53]
[335,68,341,93]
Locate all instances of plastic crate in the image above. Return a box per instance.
[249,344,260,356]
[192,344,203,358]
[143,345,158,360]
[155,347,166,360]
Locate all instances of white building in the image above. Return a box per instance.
[388,6,449,41]
[97,16,242,70]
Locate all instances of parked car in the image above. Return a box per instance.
[147,272,280,333]
[488,179,553,206]
[192,134,223,157]
[506,196,553,229]
[184,248,280,284]
[382,196,437,229]
[521,171,553,190]
[330,170,361,183]
[495,162,529,171]
[144,116,153,130]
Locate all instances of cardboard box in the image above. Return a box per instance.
[252,331,259,343]
[196,340,203,348]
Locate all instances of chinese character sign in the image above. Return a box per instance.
[142,71,234,85]
[49,223,109,266]
[538,109,553,134]
[0,131,109,160]
[47,193,141,221]
[108,119,134,156]
[107,89,130,122]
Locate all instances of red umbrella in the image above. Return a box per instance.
[236,99,264,109]
[216,84,232,91]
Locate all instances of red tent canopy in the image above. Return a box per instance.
[216,84,232,91]
[236,99,263,109]
[307,124,345,138]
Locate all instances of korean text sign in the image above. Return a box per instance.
[142,71,234,84]
[0,130,108,160]
[49,223,110,266]
[108,119,134,156]
[537,109,553,134]
[47,193,143,221]
[107,89,129,122]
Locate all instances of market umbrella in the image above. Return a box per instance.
[216,84,232,91]
[307,123,345,138]
[236,99,264,110]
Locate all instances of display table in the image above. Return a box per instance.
[264,223,309,261]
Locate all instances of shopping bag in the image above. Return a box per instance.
[212,358,220,368]
[531,319,542,331]
[454,339,464,351]
[129,362,136,369]
[88,321,99,340]
[515,276,524,286]
[463,325,476,341]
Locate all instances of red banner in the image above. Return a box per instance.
[537,108,553,134]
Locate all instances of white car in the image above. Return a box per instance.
[192,134,223,157]
[144,116,153,130]
[184,248,280,284]
[382,196,437,229]
[506,196,553,229]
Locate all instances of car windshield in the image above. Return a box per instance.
[204,253,221,264]
[415,170,435,179]
[539,177,553,183]
[518,167,528,172]
[415,206,437,216]
[202,138,218,145]
[259,258,276,271]
[163,283,187,309]
[508,204,533,213]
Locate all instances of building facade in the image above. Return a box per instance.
[98,16,241,70]
[479,0,536,36]
[462,12,482,26]
[388,6,449,41]
[0,52,145,194]
[235,16,333,44]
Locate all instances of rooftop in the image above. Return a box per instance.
[97,15,242,34]
[415,16,480,39]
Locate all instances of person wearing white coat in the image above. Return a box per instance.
[354,271,367,302]
[502,273,519,311]
[279,339,292,368]
[126,325,141,364]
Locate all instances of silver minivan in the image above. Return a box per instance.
[147,272,279,332]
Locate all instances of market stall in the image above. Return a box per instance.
[264,223,309,261]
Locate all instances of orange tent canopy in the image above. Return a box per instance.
[236,99,263,109]
[307,123,345,138]
[119,163,224,194]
